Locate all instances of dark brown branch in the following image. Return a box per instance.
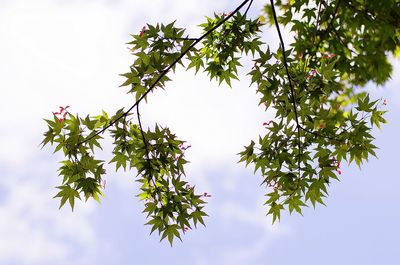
[77,0,252,146]
[270,0,302,177]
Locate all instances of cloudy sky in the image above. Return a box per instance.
[1,0,399,264]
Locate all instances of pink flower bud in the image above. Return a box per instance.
[139,26,146,37]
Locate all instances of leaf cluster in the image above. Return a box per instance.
[42,0,394,244]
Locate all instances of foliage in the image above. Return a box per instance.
[42,0,398,245]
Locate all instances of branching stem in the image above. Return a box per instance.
[77,0,252,146]
[270,0,302,177]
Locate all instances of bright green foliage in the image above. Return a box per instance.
[192,12,263,85]
[265,0,400,86]
[42,0,398,244]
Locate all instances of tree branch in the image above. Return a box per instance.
[77,0,252,146]
[270,0,302,176]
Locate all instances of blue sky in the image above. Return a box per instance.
[0,0,399,264]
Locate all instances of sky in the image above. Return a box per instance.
[0,0,399,264]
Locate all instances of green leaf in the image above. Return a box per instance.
[53,185,81,211]
[267,202,284,224]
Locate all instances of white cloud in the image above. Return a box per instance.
[219,200,290,235]
[211,199,290,265]
[0,156,105,265]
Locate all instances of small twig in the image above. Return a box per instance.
[311,0,325,50]
[136,104,162,201]
[298,125,344,144]
[332,29,359,56]
[243,0,253,17]
[173,37,200,41]
[311,0,342,59]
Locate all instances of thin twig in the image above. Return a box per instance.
[311,0,325,49]
[311,0,342,59]
[298,125,344,144]
[136,104,162,201]
[243,0,253,17]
